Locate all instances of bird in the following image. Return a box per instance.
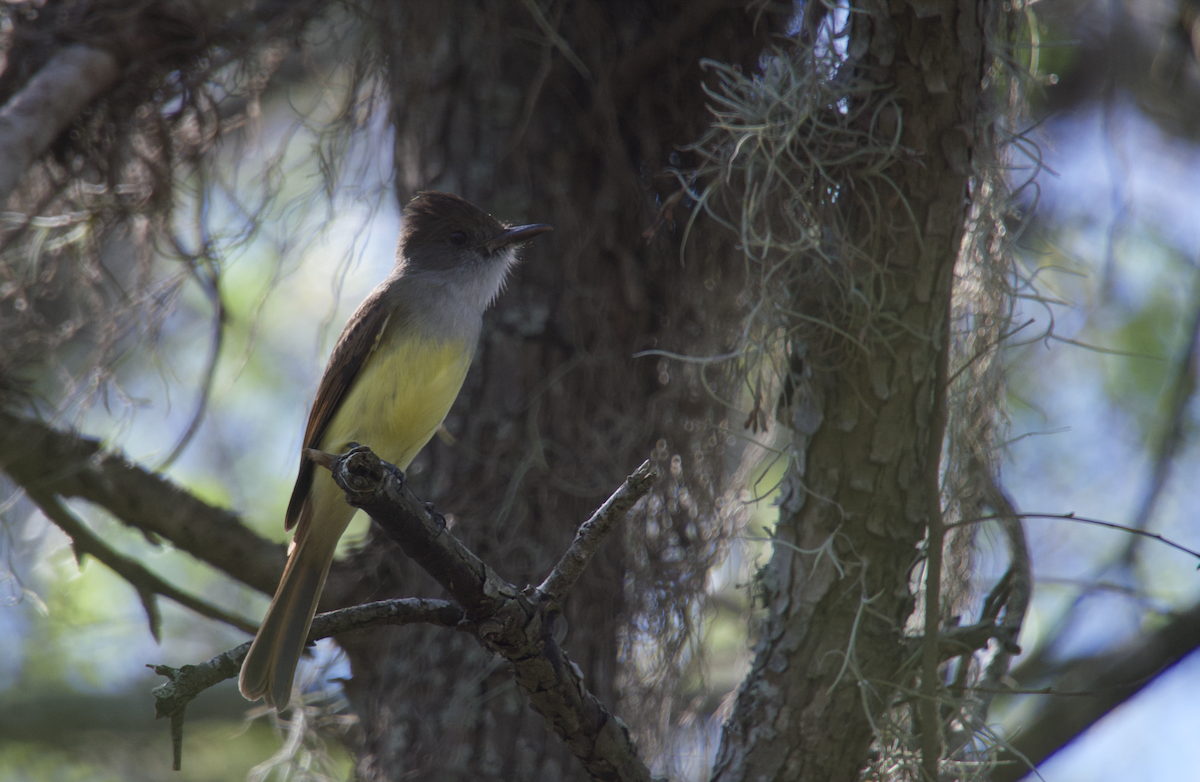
[238,191,551,709]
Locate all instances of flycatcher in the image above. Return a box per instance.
[239,191,551,709]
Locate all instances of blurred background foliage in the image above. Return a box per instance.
[2,0,1200,779]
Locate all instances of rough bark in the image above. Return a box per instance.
[710,0,986,778]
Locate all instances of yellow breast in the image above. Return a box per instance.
[319,331,474,471]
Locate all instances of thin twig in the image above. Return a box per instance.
[946,512,1200,563]
[920,274,954,781]
[537,460,657,603]
[983,473,1032,654]
[28,488,257,637]
[150,597,463,769]
[945,470,1032,766]
[157,261,226,471]
[153,597,463,715]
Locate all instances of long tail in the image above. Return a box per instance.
[239,504,343,709]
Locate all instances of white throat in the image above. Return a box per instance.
[402,247,518,341]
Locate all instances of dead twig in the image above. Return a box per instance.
[537,459,656,603]
[150,596,463,770]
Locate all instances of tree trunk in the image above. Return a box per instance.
[711,0,988,779]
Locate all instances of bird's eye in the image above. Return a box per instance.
[448,231,467,247]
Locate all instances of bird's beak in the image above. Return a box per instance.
[486,223,552,253]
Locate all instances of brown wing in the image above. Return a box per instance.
[284,284,395,531]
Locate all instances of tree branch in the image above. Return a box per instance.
[26,488,258,636]
[537,459,655,603]
[0,0,252,207]
[947,511,1200,562]
[150,597,463,770]
[970,475,1031,698]
[992,596,1200,782]
[903,612,1023,665]
[325,446,658,782]
[0,410,324,596]
[0,44,119,206]
[151,449,657,779]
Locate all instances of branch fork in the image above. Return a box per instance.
[153,445,658,782]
